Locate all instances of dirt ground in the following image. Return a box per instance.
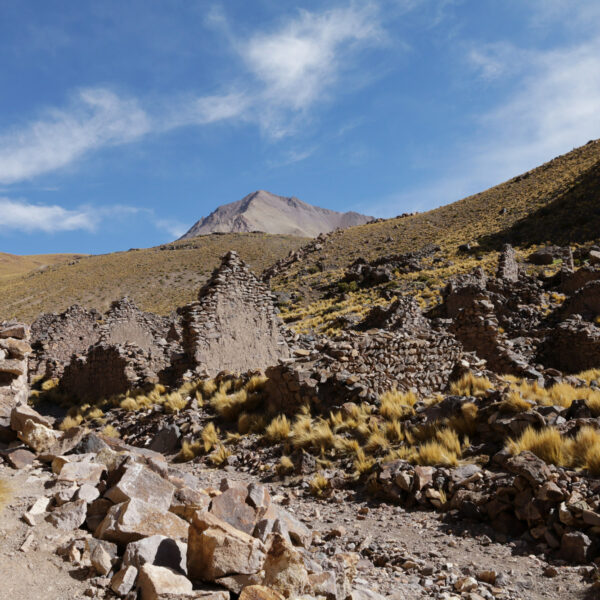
[0,460,596,600]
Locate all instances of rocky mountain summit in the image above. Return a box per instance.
[179,191,372,239]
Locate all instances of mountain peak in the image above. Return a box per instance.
[178,191,373,239]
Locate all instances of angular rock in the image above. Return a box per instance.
[5,448,35,469]
[0,324,28,339]
[262,534,310,598]
[57,460,106,485]
[215,573,263,595]
[10,404,51,432]
[187,511,266,582]
[96,499,188,545]
[110,565,138,597]
[239,587,284,600]
[18,419,62,453]
[90,543,114,576]
[0,337,32,359]
[309,571,338,600]
[123,535,187,575]
[148,424,181,454]
[46,498,87,531]
[138,564,193,600]
[105,461,175,512]
[210,487,258,535]
[560,531,593,563]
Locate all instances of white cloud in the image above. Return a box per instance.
[0,198,146,234]
[0,198,96,233]
[467,42,525,81]
[0,88,150,184]
[241,4,382,134]
[376,35,600,216]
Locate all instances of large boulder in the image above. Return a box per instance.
[187,511,266,582]
[96,499,188,545]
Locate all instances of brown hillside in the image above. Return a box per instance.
[0,234,306,322]
[272,139,600,332]
[0,252,85,281]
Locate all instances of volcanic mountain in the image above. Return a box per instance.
[178,190,373,239]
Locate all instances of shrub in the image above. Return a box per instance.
[449,373,493,397]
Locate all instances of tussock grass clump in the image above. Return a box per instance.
[309,473,331,497]
[379,389,417,420]
[209,444,231,467]
[292,418,335,453]
[164,392,187,414]
[59,415,83,431]
[450,373,493,397]
[263,415,291,443]
[201,422,220,453]
[102,425,120,438]
[276,455,294,476]
[354,448,376,475]
[507,426,568,466]
[501,391,533,413]
[177,440,203,462]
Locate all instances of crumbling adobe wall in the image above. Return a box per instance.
[0,322,31,441]
[179,251,289,377]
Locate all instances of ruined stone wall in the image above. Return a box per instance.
[29,305,101,379]
[180,251,289,377]
[266,298,465,413]
[60,343,158,401]
[0,322,31,441]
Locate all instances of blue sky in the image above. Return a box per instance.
[1,1,599,255]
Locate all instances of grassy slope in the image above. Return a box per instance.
[273,139,600,332]
[0,253,86,281]
[0,234,307,322]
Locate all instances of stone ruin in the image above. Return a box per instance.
[30,251,289,401]
[266,296,467,414]
[0,322,31,442]
[178,250,289,378]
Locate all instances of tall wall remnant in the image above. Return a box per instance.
[179,250,289,377]
[0,322,31,441]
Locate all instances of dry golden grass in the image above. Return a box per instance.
[0,233,306,322]
[379,390,417,420]
[101,425,120,438]
[164,392,188,414]
[208,444,231,467]
[506,425,600,474]
[263,415,291,443]
[309,473,331,497]
[201,422,220,453]
[277,455,294,475]
[177,440,204,462]
[450,373,493,397]
[0,252,86,281]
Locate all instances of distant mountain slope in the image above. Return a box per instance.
[0,234,306,323]
[179,190,373,239]
[0,252,86,281]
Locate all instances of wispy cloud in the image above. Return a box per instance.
[0,89,150,184]
[153,218,188,238]
[377,34,600,216]
[0,4,384,185]
[0,198,145,234]
[243,5,382,114]
[0,198,96,233]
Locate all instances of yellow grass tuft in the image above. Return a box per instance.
[309,473,330,497]
[277,455,294,475]
[201,422,220,453]
[177,440,203,462]
[120,397,140,411]
[209,444,231,467]
[59,415,83,431]
[264,415,291,443]
[501,391,533,413]
[102,425,120,438]
[449,373,493,397]
[164,391,188,414]
[379,389,417,420]
[353,448,376,474]
[506,426,571,467]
